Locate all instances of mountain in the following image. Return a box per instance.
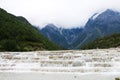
[0,8,63,51]
[40,24,84,49]
[75,9,120,49]
[81,33,120,49]
[40,9,120,49]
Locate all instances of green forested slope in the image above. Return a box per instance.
[82,33,120,49]
[0,8,63,51]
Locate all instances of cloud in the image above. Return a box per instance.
[1,0,120,28]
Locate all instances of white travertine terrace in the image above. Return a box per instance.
[0,48,120,73]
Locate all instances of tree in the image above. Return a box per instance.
[1,40,18,51]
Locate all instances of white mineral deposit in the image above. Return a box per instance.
[0,48,120,80]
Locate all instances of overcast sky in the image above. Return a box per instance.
[1,0,120,28]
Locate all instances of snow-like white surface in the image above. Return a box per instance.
[1,48,120,80]
[0,72,120,80]
[92,10,105,20]
[0,48,120,73]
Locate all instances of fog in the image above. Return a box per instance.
[1,0,120,28]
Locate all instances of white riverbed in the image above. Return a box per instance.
[0,72,120,80]
[0,48,120,80]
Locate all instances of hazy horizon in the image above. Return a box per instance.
[1,0,120,28]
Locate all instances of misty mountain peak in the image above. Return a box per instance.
[41,9,120,49]
[91,9,120,20]
[44,24,58,31]
[102,9,120,16]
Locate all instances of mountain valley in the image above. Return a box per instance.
[40,9,120,49]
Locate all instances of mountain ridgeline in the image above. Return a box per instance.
[1,8,120,51]
[40,9,120,49]
[40,24,84,49]
[0,8,63,51]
